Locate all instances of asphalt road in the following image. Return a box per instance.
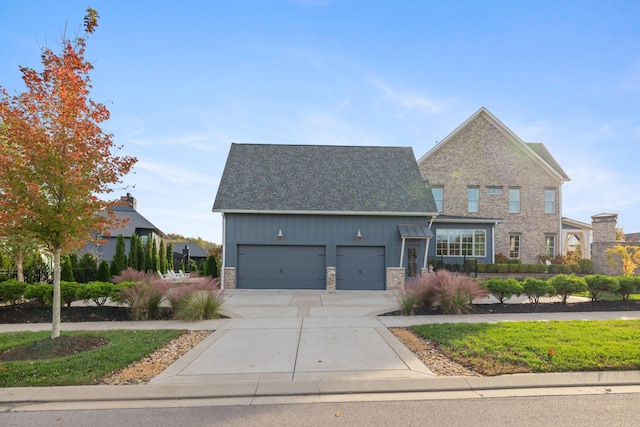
[2,393,639,427]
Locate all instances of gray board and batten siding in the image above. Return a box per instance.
[224,213,431,290]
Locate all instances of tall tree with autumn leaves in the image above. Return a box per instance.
[0,8,136,338]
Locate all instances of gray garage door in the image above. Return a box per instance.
[237,245,326,289]
[336,246,385,290]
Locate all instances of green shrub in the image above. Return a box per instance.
[476,263,487,273]
[97,260,111,282]
[522,278,554,304]
[506,259,522,265]
[60,281,81,307]
[495,264,507,273]
[616,276,640,300]
[569,264,580,274]
[24,284,53,306]
[61,254,75,282]
[584,274,620,301]
[578,258,594,274]
[550,274,588,304]
[76,281,114,306]
[484,278,523,303]
[0,279,27,305]
[505,263,519,273]
[535,264,548,273]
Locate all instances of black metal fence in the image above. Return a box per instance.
[0,269,99,284]
[0,268,51,283]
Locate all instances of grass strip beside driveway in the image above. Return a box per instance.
[412,319,640,376]
[0,330,183,387]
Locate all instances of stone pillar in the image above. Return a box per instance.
[386,267,406,290]
[326,267,336,290]
[223,267,236,289]
[421,267,430,276]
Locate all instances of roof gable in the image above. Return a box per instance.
[101,208,164,238]
[213,144,437,214]
[419,107,570,182]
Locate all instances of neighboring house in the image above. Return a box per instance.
[418,107,571,264]
[170,241,208,271]
[80,193,166,264]
[212,143,447,290]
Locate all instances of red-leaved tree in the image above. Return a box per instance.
[0,8,137,338]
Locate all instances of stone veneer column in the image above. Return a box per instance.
[223,267,236,289]
[421,267,430,276]
[326,267,336,290]
[386,267,406,290]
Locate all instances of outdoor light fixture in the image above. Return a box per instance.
[277,229,284,238]
[356,229,363,239]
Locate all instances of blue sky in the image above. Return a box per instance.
[1,0,639,243]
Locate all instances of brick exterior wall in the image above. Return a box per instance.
[223,267,236,289]
[386,267,406,290]
[419,113,564,264]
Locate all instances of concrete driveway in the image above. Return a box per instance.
[150,290,435,385]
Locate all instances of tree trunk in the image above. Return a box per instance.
[16,248,24,283]
[52,248,61,339]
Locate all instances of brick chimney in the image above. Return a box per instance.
[591,213,618,243]
[120,193,137,210]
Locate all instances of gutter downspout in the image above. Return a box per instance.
[492,221,499,263]
[220,213,226,290]
[558,185,564,256]
[424,215,436,270]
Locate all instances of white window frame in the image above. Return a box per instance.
[509,234,521,259]
[436,229,486,257]
[431,186,444,212]
[545,235,556,257]
[544,189,556,214]
[509,188,520,213]
[468,187,479,213]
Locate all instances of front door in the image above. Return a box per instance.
[406,245,419,277]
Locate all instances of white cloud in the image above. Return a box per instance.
[369,77,442,117]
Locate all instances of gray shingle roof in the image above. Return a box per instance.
[213,144,437,214]
[101,205,164,238]
[526,143,570,181]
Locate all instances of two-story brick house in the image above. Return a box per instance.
[418,107,570,264]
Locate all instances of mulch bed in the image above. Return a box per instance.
[3,299,640,323]
[0,300,133,324]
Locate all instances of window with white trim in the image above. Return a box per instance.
[509,188,520,213]
[431,186,444,212]
[509,234,521,259]
[545,235,556,257]
[436,229,486,257]
[468,187,479,213]
[544,189,556,213]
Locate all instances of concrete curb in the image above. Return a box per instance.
[2,371,640,408]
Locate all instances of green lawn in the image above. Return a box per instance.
[0,329,183,387]
[413,319,640,376]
